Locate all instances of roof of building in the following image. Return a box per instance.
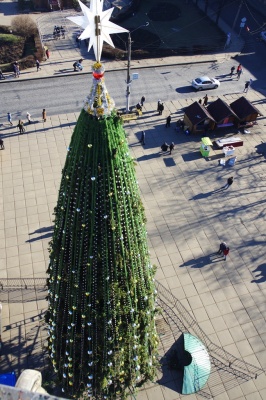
[184,101,215,125]
[206,98,238,123]
[230,96,261,120]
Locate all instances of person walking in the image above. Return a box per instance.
[217,241,227,254]
[14,63,20,78]
[17,119,25,134]
[161,142,169,152]
[26,112,32,124]
[243,81,250,93]
[0,69,5,80]
[157,100,161,113]
[165,114,171,128]
[236,64,243,80]
[224,176,234,189]
[203,94,208,106]
[223,246,230,261]
[7,112,13,126]
[42,109,47,122]
[46,49,50,60]
[169,142,175,155]
[139,131,145,145]
[0,139,4,150]
[140,96,145,107]
[36,59,41,71]
[159,102,164,115]
[230,66,235,77]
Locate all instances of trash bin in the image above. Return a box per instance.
[200,137,212,158]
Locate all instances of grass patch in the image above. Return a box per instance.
[0,33,22,44]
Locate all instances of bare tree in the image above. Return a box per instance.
[11,16,38,38]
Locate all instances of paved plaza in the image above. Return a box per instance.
[1,87,266,399]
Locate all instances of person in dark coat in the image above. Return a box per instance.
[224,176,233,189]
[218,241,227,254]
[165,114,171,128]
[139,131,145,145]
[169,142,175,154]
[17,120,25,134]
[161,142,169,152]
[42,109,47,122]
[140,96,145,106]
[230,66,235,76]
[243,81,250,93]
[203,94,208,106]
[158,102,164,115]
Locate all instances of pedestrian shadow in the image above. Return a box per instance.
[189,191,214,200]
[251,263,266,283]
[180,253,223,269]
[136,153,161,161]
[60,122,76,128]
[27,225,54,243]
[54,69,76,75]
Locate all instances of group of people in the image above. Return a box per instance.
[53,25,65,39]
[161,142,175,155]
[198,94,208,107]
[5,110,47,132]
[230,63,243,80]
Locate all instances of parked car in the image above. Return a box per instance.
[260,31,266,42]
[192,76,220,91]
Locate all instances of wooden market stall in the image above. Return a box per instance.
[207,98,238,129]
[183,102,215,133]
[230,96,261,123]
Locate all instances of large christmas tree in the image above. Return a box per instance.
[46,1,158,398]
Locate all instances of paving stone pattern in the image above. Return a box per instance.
[1,90,266,398]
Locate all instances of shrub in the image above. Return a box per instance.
[11,15,38,38]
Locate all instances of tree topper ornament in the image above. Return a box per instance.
[68,0,128,62]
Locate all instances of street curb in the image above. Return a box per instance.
[0,58,218,84]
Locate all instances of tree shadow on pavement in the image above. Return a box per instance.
[251,263,266,283]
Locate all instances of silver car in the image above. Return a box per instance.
[192,75,220,91]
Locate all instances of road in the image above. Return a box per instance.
[0,60,257,120]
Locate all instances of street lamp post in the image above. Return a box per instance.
[126,22,149,113]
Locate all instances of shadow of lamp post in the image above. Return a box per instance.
[126,22,149,113]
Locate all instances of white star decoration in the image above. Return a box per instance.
[67,0,128,62]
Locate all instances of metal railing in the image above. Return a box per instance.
[0,278,46,290]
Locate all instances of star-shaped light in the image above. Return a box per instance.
[67,0,128,62]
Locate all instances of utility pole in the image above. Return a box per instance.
[126,32,132,113]
[125,22,149,113]
[233,0,243,30]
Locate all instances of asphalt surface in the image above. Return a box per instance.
[0,61,253,120]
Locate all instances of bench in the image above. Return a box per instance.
[120,113,138,122]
